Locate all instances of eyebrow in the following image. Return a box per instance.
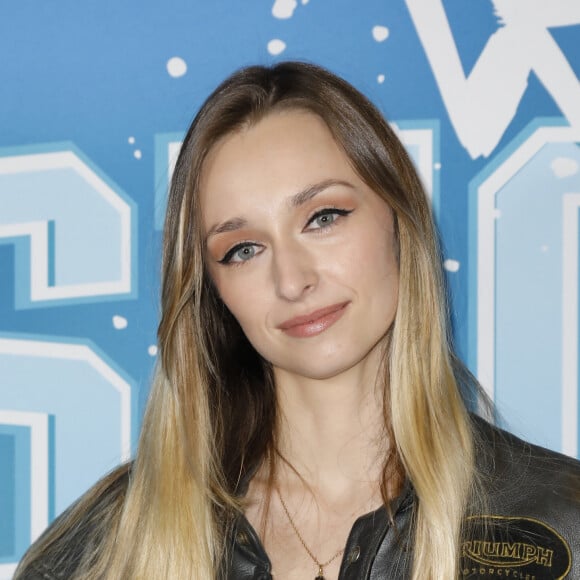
[205,178,354,240]
[289,178,354,207]
[206,216,247,238]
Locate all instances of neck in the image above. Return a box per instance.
[272,355,388,501]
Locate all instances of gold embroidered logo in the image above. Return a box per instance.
[463,540,553,567]
[461,516,571,579]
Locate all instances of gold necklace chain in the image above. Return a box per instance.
[276,485,344,580]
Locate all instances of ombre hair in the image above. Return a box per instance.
[16,62,481,579]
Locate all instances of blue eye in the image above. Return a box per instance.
[306,208,352,230]
[314,213,337,227]
[219,243,258,264]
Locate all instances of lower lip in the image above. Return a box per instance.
[281,303,348,338]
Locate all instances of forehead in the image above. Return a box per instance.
[201,110,341,181]
[198,110,361,223]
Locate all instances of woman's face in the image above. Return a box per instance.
[200,110,399,382]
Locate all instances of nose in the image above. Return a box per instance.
[271,240,318,302]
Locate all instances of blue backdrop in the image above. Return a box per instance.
[1,1,579,575]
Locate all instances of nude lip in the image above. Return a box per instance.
[278,302,349,338]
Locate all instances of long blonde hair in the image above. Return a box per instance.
[16,62,479,579]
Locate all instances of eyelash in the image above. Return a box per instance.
[218,207,353,265]
[218,241,260,265]
[305,207,353,230]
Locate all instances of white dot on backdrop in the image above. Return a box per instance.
[443,259,460,273]
[372,25,389,42]
[268,39,287,55]
[166,56,187,78]
[551,156,578,178]
[128,136,135,145]
[377,74,385,84]
[493,208,502,219]
[541,245,549,253]
[302,0,309,4]
[434,162,441,170]
[113,315,128,330]
[148,345,158,357]
[133,149,142,159]
[272,0,297,19]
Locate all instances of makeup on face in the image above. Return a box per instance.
[277,301,350,338]
[200,110,398,382]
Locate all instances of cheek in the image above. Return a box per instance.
[210,271,267,333]
[344,227,399,324]
[340,226,398,284]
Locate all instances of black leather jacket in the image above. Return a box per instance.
[227,418,580,579]
[17,418,580,579]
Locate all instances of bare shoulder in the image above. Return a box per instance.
[14,464,131,580]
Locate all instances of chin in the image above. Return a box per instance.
[275,355,362,382]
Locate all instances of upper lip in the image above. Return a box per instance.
[277,301,349,329]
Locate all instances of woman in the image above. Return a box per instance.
[16,62,579,580]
